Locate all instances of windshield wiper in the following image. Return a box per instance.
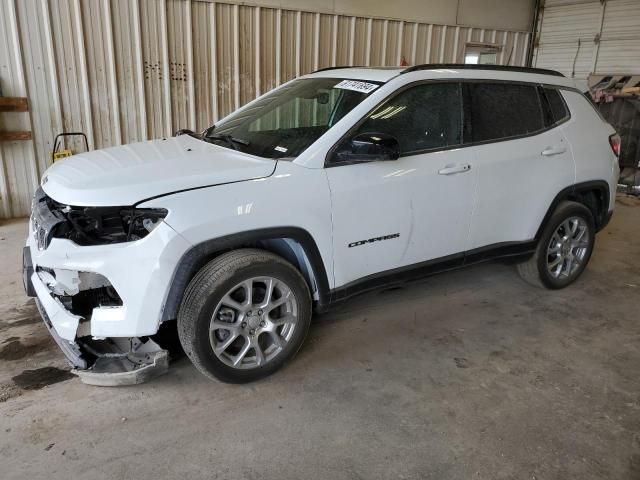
[206,134,250,151]
[175,129,200,139]
[177,128,250,151]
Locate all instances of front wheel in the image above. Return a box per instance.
[517,201,595,289]
[177,249,312,383]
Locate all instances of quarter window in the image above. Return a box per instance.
[354,82,463,155]
[467,83,544,142]
[543,87,570,124]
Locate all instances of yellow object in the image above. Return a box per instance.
[621,86,640,95]
[51,149,73,162]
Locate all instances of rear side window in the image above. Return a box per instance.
[543,87,570,124]
[466,83,544,143]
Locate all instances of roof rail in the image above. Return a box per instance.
[312,65,365,73]
[401,63,565,77]
[311,65,404,73]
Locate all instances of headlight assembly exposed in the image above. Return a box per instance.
[32,189,168,247]
[62,206,168,246]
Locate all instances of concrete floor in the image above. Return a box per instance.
[1,196,639,480]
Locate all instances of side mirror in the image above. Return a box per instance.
[332,132,401,163]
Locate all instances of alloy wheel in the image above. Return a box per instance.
[546,216,590,279]
[209,276,298,369]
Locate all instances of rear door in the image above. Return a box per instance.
[465,82,575,251]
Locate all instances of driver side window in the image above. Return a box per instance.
[354,82,463,155]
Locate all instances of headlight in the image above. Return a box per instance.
[119,208,168,239]
[47,202,167,247]
[32,187,168,248]
[63,207,168,245]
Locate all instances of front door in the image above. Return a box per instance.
[326,82,477,289]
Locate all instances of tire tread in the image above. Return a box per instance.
[517,200,595,289]
[177,248,311,383]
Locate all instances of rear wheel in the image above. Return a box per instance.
[517,201,595,289]
[178,249,312,383]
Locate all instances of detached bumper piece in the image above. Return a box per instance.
[73,337,168,387]
[36,297,168,385]
[35,299,86,369]
[26,249,169,386]
[23,247,36,297]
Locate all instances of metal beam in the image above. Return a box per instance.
[72,0,95,149]
[103,0,121,145]
[132,0,147,140]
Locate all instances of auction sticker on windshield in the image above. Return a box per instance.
[334,80,379,94]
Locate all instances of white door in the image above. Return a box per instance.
[465,82,575,250]
[326,82,477,288]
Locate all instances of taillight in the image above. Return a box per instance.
[609,133,621,158]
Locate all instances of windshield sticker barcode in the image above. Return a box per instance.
[334,80,379,94]
[274,146,288,153]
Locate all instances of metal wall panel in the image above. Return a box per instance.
[596,0,640,75]
[141,0,172,139]
[0,0,37,218]
[167,0,192,132]
[0,0,530,218]
[534,0,640,79]
[112,0,147,143]
[11,0,56,217]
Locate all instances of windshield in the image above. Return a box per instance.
[203,78,381,159]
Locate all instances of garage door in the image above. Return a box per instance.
[533,0,640,82]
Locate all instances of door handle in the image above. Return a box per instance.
[438,163,472,175]
[541,146,566,156]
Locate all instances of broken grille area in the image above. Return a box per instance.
[35,267,123,319]
[58,286,123,318]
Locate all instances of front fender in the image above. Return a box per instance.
[138,162,334,320]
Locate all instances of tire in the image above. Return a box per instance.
[517,201,595,289]
[177,249,312,383]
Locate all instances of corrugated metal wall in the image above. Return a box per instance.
[533,0,640,80]
[0,0,530,218]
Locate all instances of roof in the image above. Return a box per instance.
[304,64,575,88]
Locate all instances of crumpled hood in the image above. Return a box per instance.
[41,135,276,206]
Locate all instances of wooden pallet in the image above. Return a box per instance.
[0,97,28,112]
[0,131,32,141]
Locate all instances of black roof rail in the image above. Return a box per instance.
[311,65,404,73]
[312,65,365,73]
[401,63,565,77]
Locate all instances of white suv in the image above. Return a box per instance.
[24,65,620,385]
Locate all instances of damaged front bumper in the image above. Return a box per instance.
[34,296,86,369]
[34,295,169,385]
[72,337,169,387]
[22,217,190,385]
[28,266,168,385]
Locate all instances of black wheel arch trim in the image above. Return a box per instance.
[535,180,611,239]
[161,227,331,322]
